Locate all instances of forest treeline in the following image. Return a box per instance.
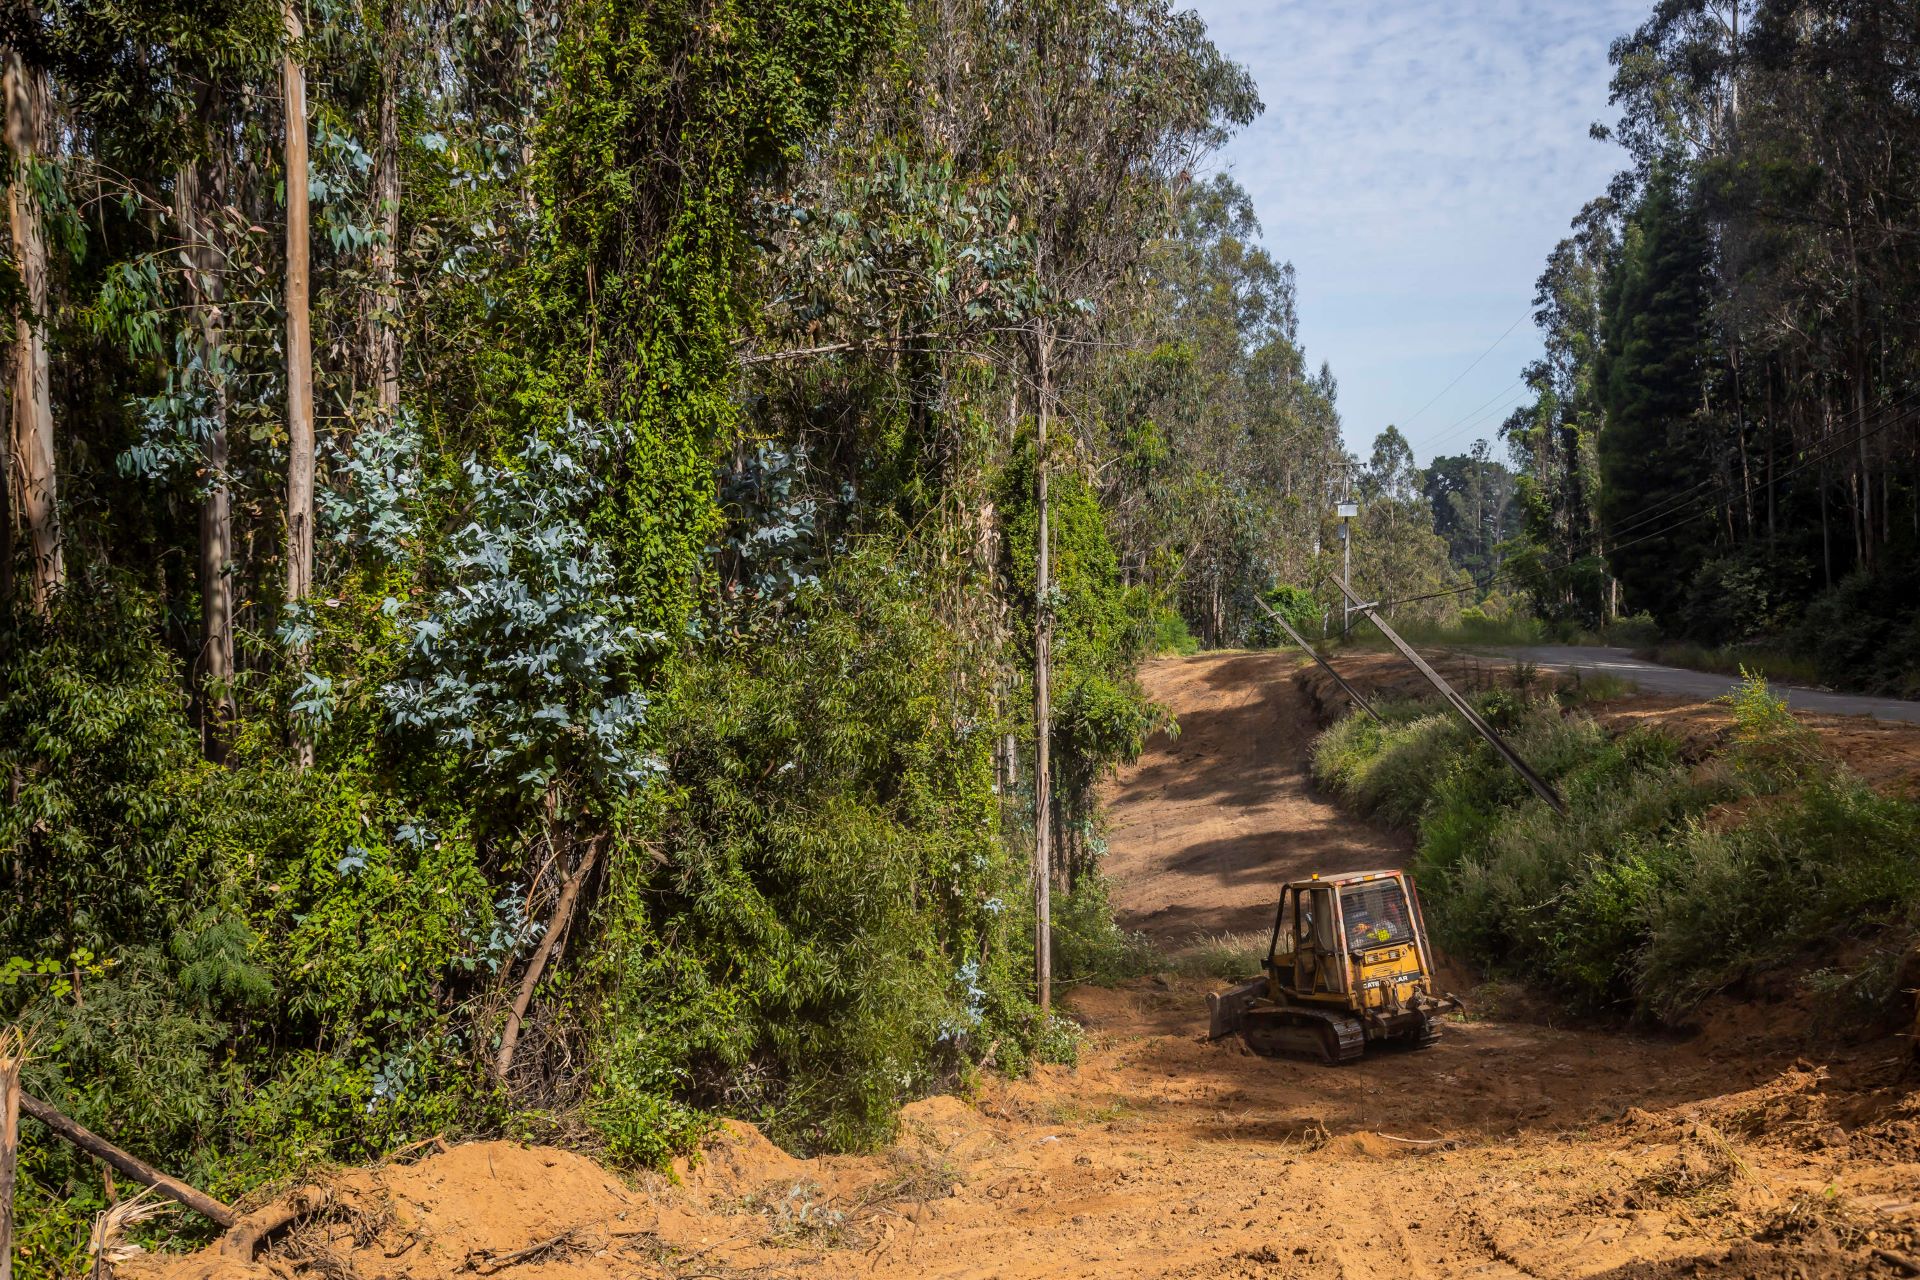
[0,0,1476,1265]
[1505,0,1920,693]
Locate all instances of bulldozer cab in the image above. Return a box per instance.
[1209,867,1459,1060]
[1266,871,1427,1002]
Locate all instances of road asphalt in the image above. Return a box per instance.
[1471,644,1920,725]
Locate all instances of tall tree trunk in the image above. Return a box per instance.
[282,2,316,768]
[4,49,62,614]
[1819,457,1832,589]
[1854,375,1871,572]
[1764,372,1776,544]
[1031,317,1053,1019]
[1,339,13,606]
[176,160,236,746]
[366,0,403,414]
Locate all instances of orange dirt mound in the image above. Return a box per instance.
[671,1119,814,1202]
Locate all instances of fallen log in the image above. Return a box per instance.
[18,1092,236,1228]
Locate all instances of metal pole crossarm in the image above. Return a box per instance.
[1328,576,1568,816]
[1258,602,1383,725]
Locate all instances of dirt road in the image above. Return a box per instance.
[1103,652,1407,943]
[147,654,1920,1280]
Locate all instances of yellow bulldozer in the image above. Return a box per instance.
[1207,869,1460,1064]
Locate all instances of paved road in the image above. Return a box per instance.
[1469,644,1920,725]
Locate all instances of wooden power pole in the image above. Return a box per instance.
[1032,316,1053,1017]
[283,0,316,769]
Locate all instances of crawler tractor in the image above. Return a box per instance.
[1207,869,1460,1064]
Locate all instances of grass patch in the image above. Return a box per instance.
[1389,613,1548,647]
[1311,674,1920,1025]
[1636,640,1824,687]
[1051,874,1159,986]
[1162,932,1268,981]
[1557,670,1639,704]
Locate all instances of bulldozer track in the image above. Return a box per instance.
[1243,1006,1366,1064]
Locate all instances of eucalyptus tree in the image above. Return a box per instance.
[1510,0,1920,653]
[1097,176,1347,646]
[935,0,1257,997]
[5,0,285,737]
[3,46,62,612]
[282,0,316,772]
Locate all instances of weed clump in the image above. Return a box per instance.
[1312,674,1920,1024]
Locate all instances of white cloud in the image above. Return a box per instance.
[1186,0,1648,462]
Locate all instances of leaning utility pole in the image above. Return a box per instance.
[1258,601,1382,725]
[1331,574,1567,815]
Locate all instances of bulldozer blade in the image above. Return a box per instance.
[1207,979,1264,1040]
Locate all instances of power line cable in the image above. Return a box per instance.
[1575,385,1918,548]
[1396,314,1530,428]
[1417,379,1530,456]
[1599,381,1920,545]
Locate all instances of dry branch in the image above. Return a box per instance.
[462,1229,583,1274]
[17,1092,236,1227]
[495,837,601,1082]
[2,1028,23,1280]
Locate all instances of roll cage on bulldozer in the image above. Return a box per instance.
[1207,869,1461,1064]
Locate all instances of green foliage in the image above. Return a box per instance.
[517,0,900,635]
[1509,13,1920,659]
[5,0,1292,1257]
[1050,874,1157,986]
[1247,583,1317,647]
[1787,562,1920,699]
[1388,607,1546,648]
[1422,442,1519,582]
[587,548,1037,1156]
[1719,668,1826,791]
[1639,778,1920,1020]
[1146,608,1200,655]
[1000,441,1141,674]
[1311,676,1920,1023]
[997,436,1160,882]
[4,588,499,1264]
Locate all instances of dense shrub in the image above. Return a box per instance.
[2,587,501,1275]
[1788,562,1920,699]
[1310,676,1920,1023]
[585,549,1045,1158]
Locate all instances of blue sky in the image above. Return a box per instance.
[1186,0,1650,465]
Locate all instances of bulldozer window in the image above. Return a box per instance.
[1339,881,1412,948]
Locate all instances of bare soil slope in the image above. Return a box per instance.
[132,655,1920,1280]
[1104,652,1408,942]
